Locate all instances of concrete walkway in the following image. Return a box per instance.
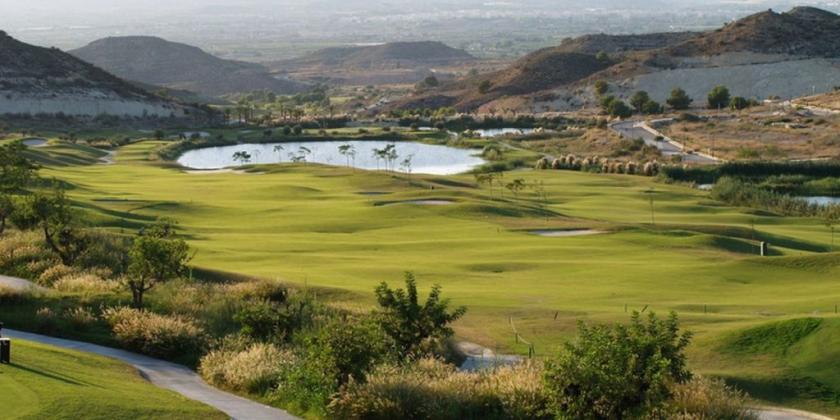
[0,274,46,292]
[3,329,297,420]
[754,407,835,420]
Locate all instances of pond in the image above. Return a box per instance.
[800,196,840,206]
[177,140,486,175]
[471,128,536,137]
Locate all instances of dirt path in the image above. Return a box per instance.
[3,329,297,420]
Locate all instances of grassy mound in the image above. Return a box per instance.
[0,339,225,419]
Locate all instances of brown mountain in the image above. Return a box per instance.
[281,41,474,70]
[71,36,307,97]
[664,7,840,58]
[0,31,203,118]
[393,7,840,113]
[275,41,475,86]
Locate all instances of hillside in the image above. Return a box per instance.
[71,36,307,97]
[0,31,201,118]
[283,41,474,70]
[393,7,840,113]
[663,7,840,58]
[275,41,476,86]
[555,32,699,55]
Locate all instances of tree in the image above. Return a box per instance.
[273,145,285,163]
[423,75,439,88]
[478,80,493,94]
[641,100,664,115]
[594,80,609,96]
[0,141,37,234]
[595,51,609,62]
[505,178,526,197]
[125,219,191,308]
[729,96,750,111]
[629,91,651,113]
[607,100,633,119]
[666,88,693,110]
[232,151,252,166]
[544,312,693,419]
[0,195,12,235]
[374,272,466,358]
[399,154,414,180]
[338,144,356,168]
[707,85,731,110]
[28,187,90,265]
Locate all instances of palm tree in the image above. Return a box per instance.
[273,145,285,163]
[338,144,356,168]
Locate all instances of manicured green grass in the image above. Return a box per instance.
[0,339,225,419]
[35,139,840,413]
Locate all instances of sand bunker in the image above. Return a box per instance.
[530,229,604,237]
[22,138,47,147]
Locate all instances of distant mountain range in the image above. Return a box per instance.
[71,36,308,97]
[274,41,475,85]
[0,31,207,119]
[393,7,840,113]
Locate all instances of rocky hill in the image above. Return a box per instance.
[71,36,307,97]
[282,41,474,70]
[393,7,840,113]
[0,31,204,119]
[274,41,475,86]
[664,7,840,58]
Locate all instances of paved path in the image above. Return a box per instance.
[754,407,835,420]
[0,274,46,292]
[610,120,718,164]
[3,329,296,420]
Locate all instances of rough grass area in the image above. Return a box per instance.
[0,339,225,419]
[18,138,840,414]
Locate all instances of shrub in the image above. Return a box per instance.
[102,307,207,360]
[200,340,296,394]
[35,307,58,332]
[0,284,30,304]
[229,280,289,303]
[667,376,757,420]
[37,264,79,287]
[63,306,97,330]
[277,317,392,412]
[328,358,551,420]
[374,272,466,359]
[53,273,117,295]
[544,312,692,419]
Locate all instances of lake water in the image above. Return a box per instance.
[472,128,536,137]
[177,140,486,175]
[800,196,840,206]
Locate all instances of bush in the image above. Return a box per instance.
[63,306,97,330]
[102,307,208,360]
[53,273,117,295]
[544,312,693,419]
[37,264,79,287]
[229,280,289,303]
[276,317,392,413]
[375,272,466,358]
[667,376,757,419]
[200,340,296,394]
[35,307,58,333]
[328,358,550,420]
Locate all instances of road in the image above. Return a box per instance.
[610,120,718,165]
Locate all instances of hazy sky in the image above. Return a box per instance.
[1,0,833,60]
